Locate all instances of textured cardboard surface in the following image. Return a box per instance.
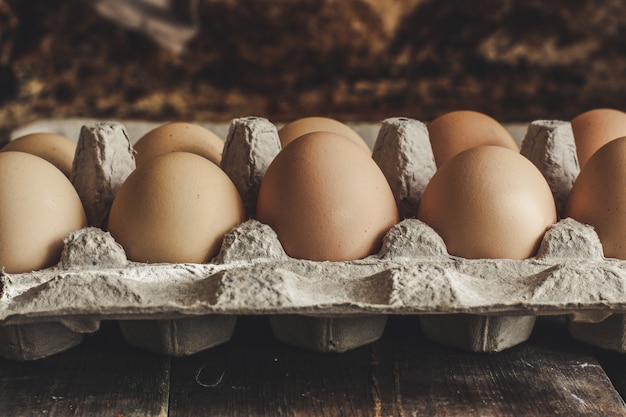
[2,117,626,357]
[4,216,624,321]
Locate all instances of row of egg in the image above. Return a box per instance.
[1,109,625,275]
[425,108,626,260]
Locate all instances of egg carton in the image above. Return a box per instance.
[2,117,626,361]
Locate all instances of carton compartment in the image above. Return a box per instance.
[569,314,626,352]
[1,116,626,359]
[0,322,84,361]
[269,315,388,353]
[420,315,536,352]
[119,316,237,356]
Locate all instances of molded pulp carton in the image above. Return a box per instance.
[1,116,625,360]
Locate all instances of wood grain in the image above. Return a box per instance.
[169,317,378,416]
[167,316,626,416]
[375,317,625,416]
[0,321,170,417]
[0,316,625,416]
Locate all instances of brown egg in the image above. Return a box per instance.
[571,108,626,169]
[418,146,556,259]
[256,131,399,261]
[427,110,519,167]
[0,152,87,273]
[133,122,224,167]
[278,116,371,153]
[565,136,626,259]
[1,132,76,177]
[108,152,245,263]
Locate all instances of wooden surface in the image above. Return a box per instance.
[1,316,625,416]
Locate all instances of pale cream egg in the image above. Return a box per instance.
[277,116,371,153]
[565,136,626,259]
[1,132,77,178]
[0,152,87,273]
[571,108,626,169]
[418,146,556,259]
[133,122,224,167]
[427,110,519,168]
[108,152,245,263]
[256,131,398,261]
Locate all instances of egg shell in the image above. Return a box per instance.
[108,151,245,264]
[570,108,626,169]
[417,145,557,260]
[133,122,224,167]
[0,132,76,178]
[565,136,626,259]
[427,110,519,167]
[0,151,87,273]
[256,131,399,261]
[7,117,626,359]
[278,116,371,153]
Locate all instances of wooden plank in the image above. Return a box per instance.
[168,316,626,417]
[375,316,626,416]
[0,321,171,417]
[1,315,624,416]
[593,345,626,401]
[168,316,379,416]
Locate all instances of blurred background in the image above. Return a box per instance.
[0,0,624,140]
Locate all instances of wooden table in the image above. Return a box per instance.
[1,315,625,416]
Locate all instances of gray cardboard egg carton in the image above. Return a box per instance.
[2,117,626,361]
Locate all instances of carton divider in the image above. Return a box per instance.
[2,117,626,359]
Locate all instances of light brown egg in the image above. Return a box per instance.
[133,122,224,167]
[571,108,626,169]
[0,152,87,273]
[277,116,371,153]
[427,110,519,168]
[256,131,399,262]
[1,132,76,178]
[418,146,556,259]
[565,136,626,259]
[108,152,245,263]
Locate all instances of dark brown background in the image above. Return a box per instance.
[0,0,624,140]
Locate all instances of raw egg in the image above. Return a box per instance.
[133,122,224,167]
[277,116,370,153]
[565,136,626,259]
[571,108,626,169]
[0,152,87,273]
[417,146,556,259]
[427,110,519,167]
[1,132,76,178]
[256,131,399,261]
[108,152,245,263]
